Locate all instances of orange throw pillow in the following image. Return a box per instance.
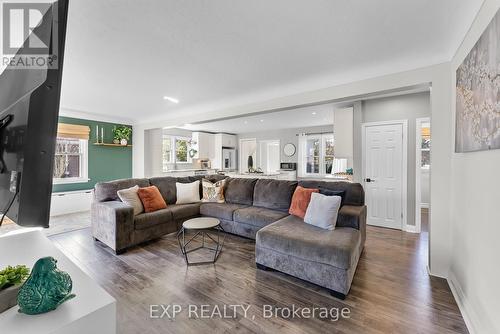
[137,186,167,213]
[289,186,319,219]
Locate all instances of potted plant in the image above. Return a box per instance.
[0,265,30,313]
[112,125,132,146]
[112,126,120,144]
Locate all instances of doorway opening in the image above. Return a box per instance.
[415,118,430,233]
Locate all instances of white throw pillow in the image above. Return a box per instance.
[304,192,341,230]
[176,181,201,204]
[117,185,144,216]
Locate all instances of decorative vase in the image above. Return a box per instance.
[120,139,127,146]
[0,284,22,314]
[113,139,120,144]
[17,257,75,315]
[247,155,254,170]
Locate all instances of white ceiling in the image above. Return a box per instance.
[178,103,336,134]
[57,0,483,124]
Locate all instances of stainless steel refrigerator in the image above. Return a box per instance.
[222,148,237,171]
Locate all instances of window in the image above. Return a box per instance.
[302,133,334,177]
[323,135,335,174]
[421,124,431,168]
[162,135,172,172]
[305,136,320,174]
[162,135,191,171]
[53,138,88,184]
[175,137,189,163]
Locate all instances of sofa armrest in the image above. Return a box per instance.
[91,200,134,253]
[337,205,367,245]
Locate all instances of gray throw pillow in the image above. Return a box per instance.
[304,192,341,230]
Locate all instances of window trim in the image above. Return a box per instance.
[53,138,89,185]
[162,135,192,172]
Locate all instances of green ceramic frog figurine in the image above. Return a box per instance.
[17,256,75,315]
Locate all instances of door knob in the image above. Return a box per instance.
[365,178,374,183]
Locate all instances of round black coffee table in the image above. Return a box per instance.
[176,217,226,265]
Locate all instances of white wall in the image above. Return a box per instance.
[333,107,354,168]
[361,92,431,227]
[448,1,500,333]
[420,169,430,206]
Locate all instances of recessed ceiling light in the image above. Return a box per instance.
[312,112,317,115]
[163,96,179,103]
[244,121,248,124]
[260,119,264,122]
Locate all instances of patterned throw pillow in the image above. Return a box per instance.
[202,179,225,203]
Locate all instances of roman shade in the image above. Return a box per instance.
[57,123,90,140]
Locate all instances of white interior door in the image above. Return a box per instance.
[363,122,405,230]
[259,140,280,173]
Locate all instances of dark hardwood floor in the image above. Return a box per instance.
[50,215,467,334]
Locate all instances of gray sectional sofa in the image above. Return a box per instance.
[91,175,366,298]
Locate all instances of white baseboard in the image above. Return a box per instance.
[404,224,419,233]
[447,272,480,334]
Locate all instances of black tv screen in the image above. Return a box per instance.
[0,0,68,227]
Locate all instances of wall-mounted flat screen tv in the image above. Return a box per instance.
[0,0,68,227]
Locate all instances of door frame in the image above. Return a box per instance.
[361,119,408,230]
[414,117,430,234]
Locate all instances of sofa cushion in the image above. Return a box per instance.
[117,185,144,215]
[149,176,191,204]
[298,181,364,206]
[256,215,361,270]
[201,179,226,203]
[200,203,248,221]
[318,188,345,206]
[168,203,201,221]
[253,179,297,212]
[233,206,289,228]
[134,208,173,230]
[190,175,227,199]
[289,186,319,219]
[137,186,167,213]
[304,192,341,230]
[176,181,201,204]
[95,178,150,202]
[224,178,257,205]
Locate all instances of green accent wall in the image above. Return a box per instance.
[52,116,133,193]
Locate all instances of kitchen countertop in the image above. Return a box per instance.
[163,169,216,173]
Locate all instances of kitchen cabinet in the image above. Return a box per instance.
[191,133,237,170]
[218,133,237,148]
[191,132,215,161]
